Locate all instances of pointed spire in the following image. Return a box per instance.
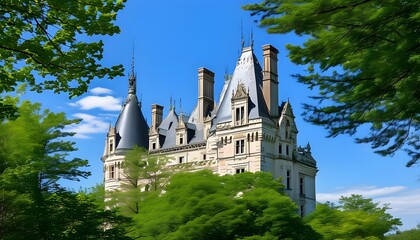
[128,46,136,94]
[179,98,182,114]
[250,27,254,48]
[169,96,173,111]
[241,20,244,49]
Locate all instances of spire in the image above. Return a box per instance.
[241,20,244,49]
[250,27,254,48]
[169,96,173,111]
[128,46,136,94]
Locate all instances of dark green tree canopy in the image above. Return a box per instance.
[244,0,420,166]
[0,0,126,120]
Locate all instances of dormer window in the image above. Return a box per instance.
[286,119,290,139]
[235,106,245,125]
[109,140,114,153]
[179,134,184,145]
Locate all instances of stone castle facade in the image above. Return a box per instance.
[101,44,318,216]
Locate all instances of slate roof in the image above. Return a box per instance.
[114,73,149,152]
[212,46,271,126]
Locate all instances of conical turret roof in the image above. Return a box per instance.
[114,62,149,152]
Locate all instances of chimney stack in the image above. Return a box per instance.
[151,104,164,133]
[198,67,215,123]
[262,44,279,117]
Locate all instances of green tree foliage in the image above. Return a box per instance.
[130,170,320,240]
[0,0,126,120]
[244,0,420,166]
[108,146,172,216]
[0,98,130,239]
[386,225,420,240]
[305,194,401,239]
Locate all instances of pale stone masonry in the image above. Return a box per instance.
[101,44,318,216]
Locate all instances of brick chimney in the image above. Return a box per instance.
[151,104,163,134]
[262,44,279,117]
[198,67,215,123]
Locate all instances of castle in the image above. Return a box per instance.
[101,43,318,216]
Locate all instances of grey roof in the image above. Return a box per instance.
[212,47,271,126]
[114,73,149,151]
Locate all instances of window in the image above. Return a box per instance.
[110,140,114,153]
[299,177,304,196]
[286,119,290,139]
[203,154,206,160]
[300,205,304,217]
[236,168,245,174]
[235,140,245,154]
[286,170,291,189]
[286,145,289,156]
[179,156,184,164]
[279,144,282,155]
[235,106,245,125]
[179,134,184,145]
[109,166,115,179]
[152,142,156,150]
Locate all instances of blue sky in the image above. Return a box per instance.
[22,0,419,230]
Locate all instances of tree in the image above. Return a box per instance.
[0,98,131,239]
[0,0,126,120]
[244,0,420,166]
[131,170,320,239]
[305,194,401,239]
[108,146,173,216]
[386,225,420,240]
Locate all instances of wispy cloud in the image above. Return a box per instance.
[90,87,113,95]
[69,95,122,111]
[317,186,420,230]
[66,113,110,139]
[317,185,407,202]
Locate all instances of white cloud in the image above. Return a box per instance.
[90,87,113,95]
[66,113,110,139]
[317,185,407,202]
[317,186,420,230]
[69,95,122,111]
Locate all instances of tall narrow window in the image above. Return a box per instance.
[109,166,115,179]
[235,106,245,125]
[152,142,156,150]
[286,145,289,156]
[286,170,291,189]
[279,144,282,155]
[110,140,114,153]
[286,119,290,139]
[299,177,304,196]
[179,134,184,145]
[179,156,184,164]
[300,205,304,217]
[203,154,206,160]
[235,140,245,154]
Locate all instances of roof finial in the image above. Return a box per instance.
[250,27,254,48]
[128,45,136,94]
[241,19,244,49]
[173,99,176,111]
[179,98,182,114]
[170,96,173,111]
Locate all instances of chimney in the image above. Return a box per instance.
[198,67,215,123]
[262,44,279,117]
[151,104,164,133]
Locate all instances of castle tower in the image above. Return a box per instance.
[101,57,149,190]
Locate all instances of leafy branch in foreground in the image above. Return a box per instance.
[0,0,126,120]
[244,0,420,166]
